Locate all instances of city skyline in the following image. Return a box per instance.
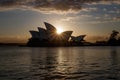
[0,0,120,43]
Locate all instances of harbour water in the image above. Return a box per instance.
[0,46,120,80]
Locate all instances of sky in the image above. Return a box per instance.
[0,0,120,43]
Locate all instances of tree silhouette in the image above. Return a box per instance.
[108,30,119,45]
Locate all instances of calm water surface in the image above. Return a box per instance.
[0,46,120,80]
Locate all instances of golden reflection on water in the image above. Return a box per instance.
[55,47,85,74]
[0,47,120,80]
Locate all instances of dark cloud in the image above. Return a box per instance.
[0,0,25,7]
[0,0,119,13]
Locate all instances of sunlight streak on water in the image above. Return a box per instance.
[0,47,120,80]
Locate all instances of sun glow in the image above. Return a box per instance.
[56,27,63,34]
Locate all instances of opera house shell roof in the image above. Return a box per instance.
[27,22,73,46]
[71,35,86,42]
[27,22,87,46]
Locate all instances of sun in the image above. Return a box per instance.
[56,27,63,34]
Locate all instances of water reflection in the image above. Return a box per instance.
[110,47,118,65]
[29,47,87,80]
[110,47,119,80]
[0,47,120,80]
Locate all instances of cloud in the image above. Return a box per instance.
[87,16,120,24]
[109,10,120,14]
[81,7,97,12]
[113,17,120,21]
[60,17,75,21]
[0,0,120,14]
[86,0,120,5]
[60,14,92,22]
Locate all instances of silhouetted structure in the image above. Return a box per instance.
[27,23,120,47]
[95,30,120,46]
[70,35,86,45]
[71,35,86,42]
[27,22,73,46]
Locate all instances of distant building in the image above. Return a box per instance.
[44,22,57,33]
[28,22,73,46]
[29,31,40,39]
[71,35,86,42]
[37,27,48,40]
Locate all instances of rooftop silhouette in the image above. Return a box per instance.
[27,22,86,47]
[27,22,120,47]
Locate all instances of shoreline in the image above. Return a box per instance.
[0,43,120,47]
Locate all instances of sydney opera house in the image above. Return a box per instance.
[71,35,86,42]
[27,22,86,46]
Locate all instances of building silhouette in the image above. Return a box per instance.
[27,22,75,46]
[71,35,86,42]
[27,25,120,46]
